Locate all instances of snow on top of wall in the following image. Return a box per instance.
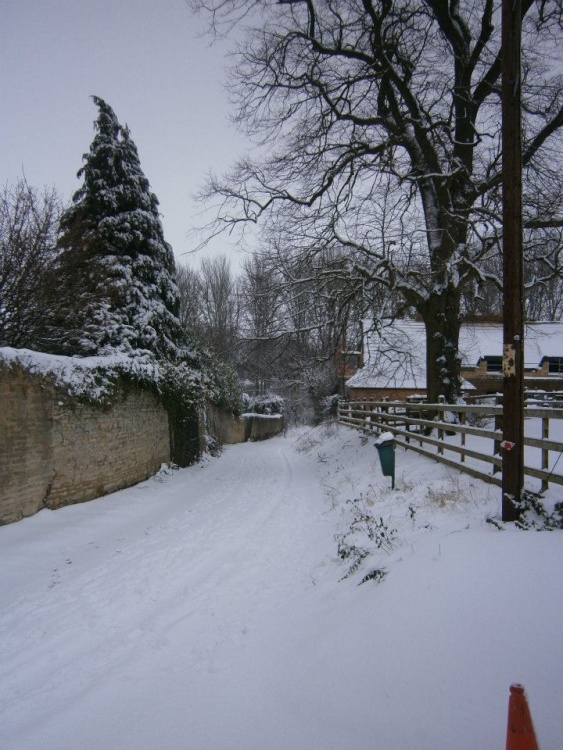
[0,347,160,402]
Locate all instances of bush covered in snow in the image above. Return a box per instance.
[321,394,342,419]
[2,344,241,413]
[242,393,285,415]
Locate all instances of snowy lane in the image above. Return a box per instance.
[0,437,334,750]
[1,426,562,750]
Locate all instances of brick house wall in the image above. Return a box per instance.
[345,387,426,402]
[1,364,171,525]
[461,360,563,395]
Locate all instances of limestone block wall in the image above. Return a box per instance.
[0,364,170,525]
[48,389,170,509]
[206,401,248,445]
[1,364,53,524]
[205,403,285,445]
[247,414,285,441]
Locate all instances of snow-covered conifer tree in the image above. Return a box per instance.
[55,96,183,360]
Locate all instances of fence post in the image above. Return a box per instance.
[460,409,466,463]
[541,415,549,493]
[438,395,445,455]
[494,395,503,475]
[338,398,560,492]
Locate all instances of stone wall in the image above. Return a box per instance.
[206,402,248,445]
[0,364,170,525]
[205,402,285,445]
[247,414,285,441]
[1,363,53,524]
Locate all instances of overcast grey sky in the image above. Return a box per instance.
[1,0,248,264]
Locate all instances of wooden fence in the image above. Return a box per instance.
[337,399,563,491]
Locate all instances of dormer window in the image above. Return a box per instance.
[484,356,503,373]
[546,357,563,374]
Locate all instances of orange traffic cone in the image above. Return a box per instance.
[506,683,539,750]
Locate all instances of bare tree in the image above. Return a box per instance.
[199,254,241,363]
[242,246,366,415]
[524,230,563,320]
[238,253,284,392]
[191,0,563,402]
[0,177,62,349]
[460,227,563,321]
[176,261,204,339]
[239,254,280,339]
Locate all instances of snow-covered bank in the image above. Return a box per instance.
[1,425,561,749]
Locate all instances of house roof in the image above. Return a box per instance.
[346,321,427,391]
[459,322,563,367]
[346,320,563,392]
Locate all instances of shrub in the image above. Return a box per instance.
[242,393,285,415]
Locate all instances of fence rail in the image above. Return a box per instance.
[337,400,563,491]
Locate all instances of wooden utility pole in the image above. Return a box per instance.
[501,0,524,521]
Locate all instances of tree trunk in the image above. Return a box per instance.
[422,287,463,404]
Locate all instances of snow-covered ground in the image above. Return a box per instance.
[1,423,561,750]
